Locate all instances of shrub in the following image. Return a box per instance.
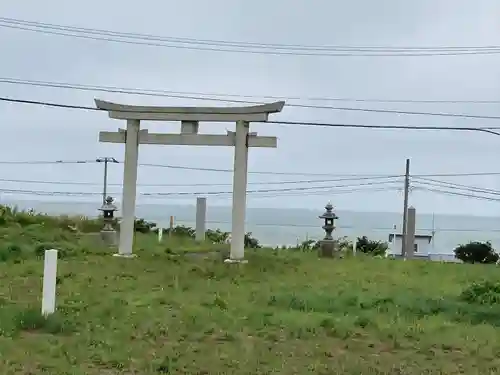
[356,236,388,256]
[460,281,500,305]
[206,229,230,244]
[0,243,25,262]
[164,225,196,238]
[133,218,157,234]
[454,241,499,264]
[336,236,353,252]
[297,239,319,251]
[244,232,261,249]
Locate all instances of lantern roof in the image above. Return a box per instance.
[319,202,338,220]
[99,196,118,212]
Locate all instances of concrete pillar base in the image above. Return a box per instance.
[112,253,137,258]
[224,258,248,264]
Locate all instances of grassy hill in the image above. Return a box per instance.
[1,206,500,374]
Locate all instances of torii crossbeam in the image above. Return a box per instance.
[95,99,285,262]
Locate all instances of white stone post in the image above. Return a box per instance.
[41,249,58,316]
[352,237,357,256]
[195,197,207,241]
[116,119,140,257]
[158,228,163,243]
[226,121,249,263]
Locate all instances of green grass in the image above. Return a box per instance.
[2,205,500,373]
[2,250,500,374]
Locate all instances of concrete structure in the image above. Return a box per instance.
[95,99,285,261]
[195,197,207,242]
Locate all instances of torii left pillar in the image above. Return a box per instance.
[95,99,285,260]
[119,119,140,257]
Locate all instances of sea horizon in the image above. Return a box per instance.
[2,198,500,253]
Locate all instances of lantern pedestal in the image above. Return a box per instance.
[318,240,337,258]
[100,230,118,247]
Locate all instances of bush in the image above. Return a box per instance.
[454,241,499,264]
[206,229,230,244]
[356,236,388,256]
[244,232,261,249]
[460,281,500,305]
[297,239,320,251]
[133,218,157,234]
[164,225,195,238]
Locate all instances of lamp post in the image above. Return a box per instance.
[96,157,119,205]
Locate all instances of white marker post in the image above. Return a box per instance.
[352,238,357,256]
[158,227,163,243]
[195,197,207,242]
[41,249,58,316]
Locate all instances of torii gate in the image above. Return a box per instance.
[95,99,285,262]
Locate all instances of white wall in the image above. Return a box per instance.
[387,237,432,256]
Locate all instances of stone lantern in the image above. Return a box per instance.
[98,196,118,246]
[318,202,339,258]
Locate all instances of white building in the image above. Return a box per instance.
[387,233,433,258]
[387,233,461,262]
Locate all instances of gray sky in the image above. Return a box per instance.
[1,0,500,214]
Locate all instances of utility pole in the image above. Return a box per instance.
[96,157,119,205]
[401,158,410,257]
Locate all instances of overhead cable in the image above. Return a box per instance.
[1,17,500,57]
[2,79,500,120]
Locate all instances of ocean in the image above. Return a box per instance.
[5,199,500,254]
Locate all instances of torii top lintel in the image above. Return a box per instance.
[94,99,285,122]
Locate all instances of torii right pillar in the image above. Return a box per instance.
[226,120,250,263]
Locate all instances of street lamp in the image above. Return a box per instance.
[96,157,119,205]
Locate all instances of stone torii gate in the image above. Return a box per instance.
[95,99,285,262]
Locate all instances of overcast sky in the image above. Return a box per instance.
[1,0,500,215]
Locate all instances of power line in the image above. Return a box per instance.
[0,181,402,198]
[2,77,500,106]
[7,175,500,199]
[2,17,500,57]
[0,97,100,111]
[412,177,500,196]
[267,120,500,135]
[3,158,500,179]
[146,180,403,196]
[0,159,96,165]
[1,183,498,202]
[2,17,499,52]
[3,79,500,120]
[0,174,401,187]
[3,96,500,134]
[416,186,500,202]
